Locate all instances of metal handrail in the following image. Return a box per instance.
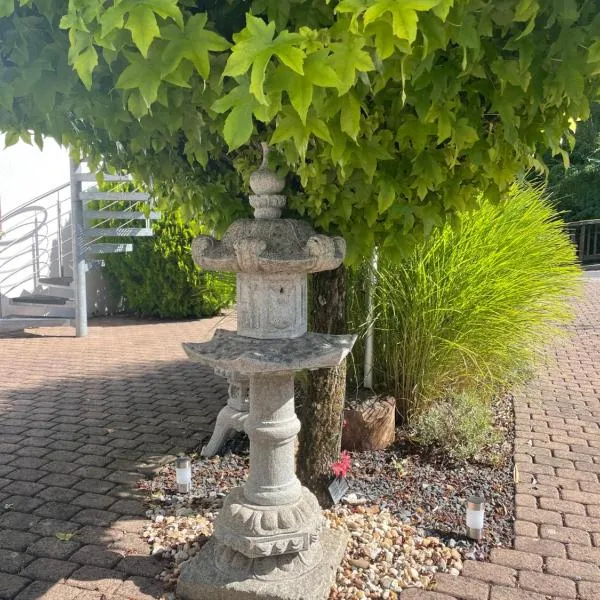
[0,182,70,226]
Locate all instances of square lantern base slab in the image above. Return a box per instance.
[177,529,348,600]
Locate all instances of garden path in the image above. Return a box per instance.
[409,274,600,600]
[2,276,600,600]
[0,313,234,600]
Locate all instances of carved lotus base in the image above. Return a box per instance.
[213,487,323,559]
[214,536,323,581]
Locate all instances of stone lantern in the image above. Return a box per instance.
[178,145,356,600]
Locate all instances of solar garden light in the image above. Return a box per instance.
[466,494,485,540]
[176,456,192,494]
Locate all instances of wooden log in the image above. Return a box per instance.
[342,396,396,451]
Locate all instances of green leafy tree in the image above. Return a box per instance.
[1,0,599,501]
[546,104,600,220]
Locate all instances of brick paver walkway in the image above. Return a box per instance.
[405,276,600,600]
[2,278,600,600]
[0,314,233,600]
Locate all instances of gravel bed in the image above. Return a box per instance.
[138,394,514,599]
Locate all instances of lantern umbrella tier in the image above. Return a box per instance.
[183,329,356,374]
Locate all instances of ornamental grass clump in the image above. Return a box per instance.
[356,182,581,420]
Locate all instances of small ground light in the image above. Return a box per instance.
[466,494,484,540]
[176,456,192,494]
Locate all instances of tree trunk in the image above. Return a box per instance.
[298,264,347,507]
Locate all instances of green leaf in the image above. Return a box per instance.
[55,532,74,541]
[125,5,160,57]
[143,0,184,28]
[432,0,454,21]
[330,36,374,94]
[72,46,98,90]
[340,92,361,139]
[378,179,396,213]
[309,116,333,144]
[162,14,230,80]
[224,103,255,149]
[224,16,304,105]
[364,0,441,44]
[453,118,478,151]
[303,51,339,88]
[100,4,127,38]
[0,0,15,18]
[288,74,313,124]
[128,90,150,119]
[116,55,162,107]
[4,131,19,148]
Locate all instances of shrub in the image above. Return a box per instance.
[411,391,499,461]
[103,210,234,319]
[349,182,581,419]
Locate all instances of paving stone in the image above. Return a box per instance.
[42,461,80,474]
[110,533,150,556]
[16,446,49,458]
[514,536,566,558]
[490,587,551,600]
[35,501,82,520]
[72,466,112,480]
[72,508,118,527]
[6,468,46,482]
[0,548,35,573]
[73,478,115,494]
[0,480,45,497]
[109,499,146,516]
[69,544,122,568]
[9,456,48,470]
[29,518,81,537]
[66,565,125,595]
[434,573,489,600]
[106,470,144,485]
[461,560,517,587]
[540,523,591,546]
[73,526,123,546]
[518,570,577,598]
[579,581,600,600]
[75,455,113,468]
[72,493,116,510]
[44,450,82,463]
[0,528,39,552]
[0,574,30,599]
[37,473,81,489]
[14,581,81,600]
[2,494,45,512]
[47,440,83,452]
[112,576,165,600]
[26,536,81,560]
[490,548,542,571]
[0,511,41,531]
[37,486,82,503]
[20,557,79,581]
[546,556,600,581]
[116,555,164,578]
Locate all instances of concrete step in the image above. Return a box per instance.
[10,295,71,305]
[85,243,133,255]
[38,276,74,287]
[0,317,73,332]
[79,191,149,202]
[84,210,161,221]
[74,173,132,183]
[84,227,153,238]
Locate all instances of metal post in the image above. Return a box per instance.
[70,158,88,337]
[579,224,586,262]
[33,212,40,287]
[363,247,378,390]
[57,195,64,278]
